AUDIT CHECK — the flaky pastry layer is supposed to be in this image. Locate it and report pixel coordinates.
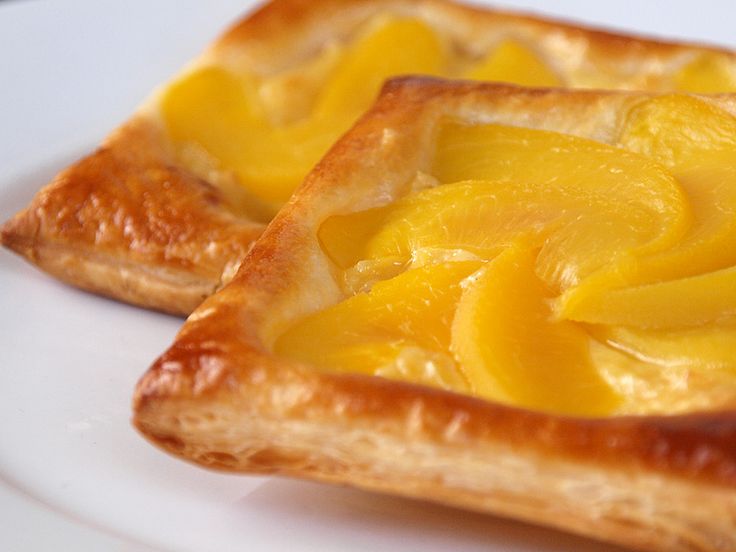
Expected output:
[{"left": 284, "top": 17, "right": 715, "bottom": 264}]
[
  {"left": 134, "top": 80, "right": 736, "bottom": 551},
  {"left": 4, "top": 0, "right": 736, "bottom": 314}
]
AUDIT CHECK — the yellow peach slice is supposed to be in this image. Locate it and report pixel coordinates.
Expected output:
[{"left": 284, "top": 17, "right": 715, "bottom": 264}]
[
  {"left": 312, "top": 17, "right": 446, "bottom": 119},
  {"left": 451, "top": 245, "right": 620, "bottom": 416},
  {"left": 274, "top": 261, "right": 481, "bottom": 391},
  {"left": 560, "top": 263, "right": 736, "bottom": 329},
  {"left": 618, "top": 95, "right": 736, "bottom": 280},
  {"left": 162, "top": 17, "right": 446, "bottom": 208},
  {"left": 321, "top": 123, "right": 689, "bottom": 292},
  {"left": 465, "top": 40, "right": 560, "bottom": 86},
  {"left": 675, "top": 52, "right": 736, "bottom": 93},
  {"left": 434, "top": 123, "right": 690, "bottom": 293}
]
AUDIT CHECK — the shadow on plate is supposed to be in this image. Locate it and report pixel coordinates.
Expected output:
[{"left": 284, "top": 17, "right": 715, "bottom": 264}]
[{"left": 240, "top": 478, "right": 628, "bottom": 552}]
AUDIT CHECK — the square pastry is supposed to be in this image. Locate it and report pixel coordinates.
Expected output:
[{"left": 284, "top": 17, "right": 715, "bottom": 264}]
[
  {"left": 4, "top": 0, "right": 736, "bottom": 315},
  {"left": 134, "top": 78, "right": 736, "bottom": 551}
]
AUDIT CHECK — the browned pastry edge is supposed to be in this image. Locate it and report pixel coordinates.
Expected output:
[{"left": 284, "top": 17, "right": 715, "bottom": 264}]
[
  {"left": 217, "top": 0, "right": 736, "bottom": 63},
  {"left": 0, "top": 118, "right": 264, "bottom": 316},
  {"left": 3, "top": 0, "right": 736, "bottom": 316},
  {"left": 134, "top": 79, "right": 736, "bottom": 552}
]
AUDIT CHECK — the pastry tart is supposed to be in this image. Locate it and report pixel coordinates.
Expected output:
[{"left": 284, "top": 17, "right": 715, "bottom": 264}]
[
  {"left": 4, "top": 0, "right": 736, "bottom": 315},
  {"left": 134, "top": 79, "right": 736, "bottom": 551}
]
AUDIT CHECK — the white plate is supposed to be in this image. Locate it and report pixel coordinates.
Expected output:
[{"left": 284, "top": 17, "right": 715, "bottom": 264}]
[{"left": 1, "top": 1, "right": 733, "bottom": 550}]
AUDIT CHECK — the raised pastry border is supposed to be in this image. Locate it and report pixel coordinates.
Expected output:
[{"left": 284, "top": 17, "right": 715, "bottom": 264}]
[{"left": 134, "top": 78, "right": 736, "bottom": 551}]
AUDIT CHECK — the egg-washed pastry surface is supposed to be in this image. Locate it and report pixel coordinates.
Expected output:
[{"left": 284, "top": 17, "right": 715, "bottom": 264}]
[
  {"left": 4, "top": 0, "right": 736, "bottom": 315},
  {"left": 135, "top": 80, "right": 736, "bottom": 552}
]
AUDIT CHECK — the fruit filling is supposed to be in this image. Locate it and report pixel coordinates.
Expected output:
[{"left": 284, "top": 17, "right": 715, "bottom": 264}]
[
  {"left": 276, "top": 95, "right": 736, "bottom": 417},
  {"left": 159, "top": 15, "right": 736, "bottom": 215}
]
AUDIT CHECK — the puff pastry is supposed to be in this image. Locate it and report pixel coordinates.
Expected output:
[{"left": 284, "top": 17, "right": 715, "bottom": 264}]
[
  {"left": 4, "top": 0, "right": 736, "bottom": 315},
  {"left": 134, "top": 80, "right": 736, "bottom": 552}
]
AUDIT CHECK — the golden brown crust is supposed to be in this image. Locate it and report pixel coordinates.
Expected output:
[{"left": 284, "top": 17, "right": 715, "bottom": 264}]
[
  {"left": 1, "top": 118, "right": 263, "bottom": 315},
  {"left": 217, "top": 0, "right": 736, "bottom": 87},
  {"left": 4, "top": 0, "right": 736, "bottom": 315},
  {"left": 134, "top": 80, "right": 736, "bottom": 551}
]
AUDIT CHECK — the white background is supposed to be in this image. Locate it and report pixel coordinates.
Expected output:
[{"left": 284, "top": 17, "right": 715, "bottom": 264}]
[{"left": 1, "top": 1, "right": 733, "bottom": 550}]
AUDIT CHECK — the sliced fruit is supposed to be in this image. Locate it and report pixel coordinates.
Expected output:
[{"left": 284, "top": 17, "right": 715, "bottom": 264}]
[
  {"left": 274, "top": 261, "right": 481, "bottom": 391},
  {"left": 161, "top": 65, "right": 331, "bottom": 209},
  {"left": 617, "top": 95, "right": 736, "bottom": 280},
  {"left": 560, "top": 263, "right": 736, "bottom": 329},
  {"left": 319, "top": 180, "right": 547, "bottom": 269},
  {"left": 162, "top": 17, "right": 447, "bottom": 207},
  {"left": 418, "top": 123, "right": 689, "bottom": 290},
  {"left": 465, "top": 39, "right": 560, "bottom": 86},
  {"left": 162, "top": 66, "right": 265, "bottom": 163},
  {"left": 321, "top": 123, "right": 691, "bottom": 299},
  {"left": 256, "top": 42, "right": 344, "bottom": 126},
  {"left": 312, "top": 17, "right": 446, "bottom": 119},
  {"left": 674, "top": 52, "right": 736, "bottom": 93},
  {"left": 630, "top": 162, "right": 736, "bottom": 278},
  {"left": 451, "top": 245, "right": 620, "bottom": 416},
  {"left": 620, "top": 94, "right": 736, "bottom": 167},
  {"left": 318, "top": 205, "right": 394, "bottom": 269}
]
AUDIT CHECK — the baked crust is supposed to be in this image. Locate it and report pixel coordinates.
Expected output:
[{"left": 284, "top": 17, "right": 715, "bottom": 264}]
[
  {"left": 1, "top": 118, "right": 263, "bottom": 315},
  {"left": 133, "top": 79, "right": 736, "bottom": 551},
  {"left": 4, "top": 0, "right": 736, "bottom": 315}
]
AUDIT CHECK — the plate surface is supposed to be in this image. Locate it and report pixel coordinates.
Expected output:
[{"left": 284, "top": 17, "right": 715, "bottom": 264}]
[{"left": 1, "top": 1, "right": 733, "bottom": 550}]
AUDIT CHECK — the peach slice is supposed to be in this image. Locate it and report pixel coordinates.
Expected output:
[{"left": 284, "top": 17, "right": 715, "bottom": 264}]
[
  {"left": 465, "top": 40, "right": 560, "bottom": 86},
  {"left": 675, "top": 52, "right": 736, "bottom": 93},
  {"left": 619, "top": 95, "right": 736, "bottom": 280},
  {"left": 561, "top": 263, "right": 736, "bottom": 329},
  {"left": 274, "top": 261, "right": 481, "bottom": 392},
  {"left": 560, "top": 96, "right": 736, "bottom": 325},
  {"left": 161, "top": 17, "right": 446, "bottom": 208},
  {"left": 320, "top": 123, "right": 690, "bottom": 295},
  {"left": 451, "top": 245, "right": 620, "bottom": 416}
]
